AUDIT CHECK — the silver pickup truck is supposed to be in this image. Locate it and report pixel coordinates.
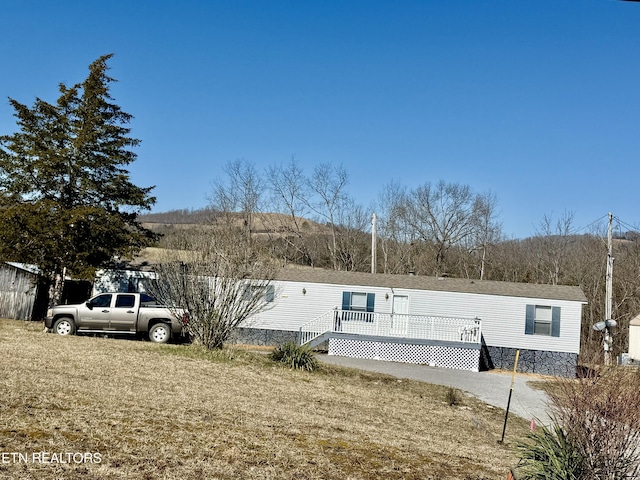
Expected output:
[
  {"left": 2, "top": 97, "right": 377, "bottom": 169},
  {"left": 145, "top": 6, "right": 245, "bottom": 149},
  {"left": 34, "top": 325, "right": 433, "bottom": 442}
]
[{"left": 45, "top": 292, "right": 187, "bottom": 343}]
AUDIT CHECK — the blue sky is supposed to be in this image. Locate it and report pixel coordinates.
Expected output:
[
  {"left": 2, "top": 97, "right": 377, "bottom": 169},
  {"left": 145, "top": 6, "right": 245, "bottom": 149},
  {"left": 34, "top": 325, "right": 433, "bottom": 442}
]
[{"left": 1, "top": 0, "right": 639, "bottom": 239}]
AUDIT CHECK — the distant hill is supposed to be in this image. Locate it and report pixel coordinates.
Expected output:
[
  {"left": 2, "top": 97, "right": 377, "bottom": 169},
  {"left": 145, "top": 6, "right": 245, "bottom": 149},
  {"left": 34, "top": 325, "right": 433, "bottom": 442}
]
[
  {"left": 138, "top": 208, "right": 219, "bottom": 225},
  {"left": 139, "top": 208, "right": 329, "bottom": 236}
]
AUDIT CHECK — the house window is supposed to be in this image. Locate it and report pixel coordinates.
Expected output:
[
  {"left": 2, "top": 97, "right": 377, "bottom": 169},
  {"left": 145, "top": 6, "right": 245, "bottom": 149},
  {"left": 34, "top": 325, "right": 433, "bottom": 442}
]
[
  {"left": 342, "top": 292, "right": 375, "bottom": 321},
  {"left": 243, "top": 284, "right": 275, "bottom": 303},
  {"left": 525, "top": 305, "right": 560, "bottom": 337},
  {"left": 350, "top": 292, "right": 368, "bottom": 311}
]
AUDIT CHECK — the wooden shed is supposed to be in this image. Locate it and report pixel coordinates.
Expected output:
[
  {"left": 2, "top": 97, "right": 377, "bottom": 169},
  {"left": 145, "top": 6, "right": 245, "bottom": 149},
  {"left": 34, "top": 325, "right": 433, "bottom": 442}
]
[{"left": 0, "top": 262, "right": 49, "bottom": 321}]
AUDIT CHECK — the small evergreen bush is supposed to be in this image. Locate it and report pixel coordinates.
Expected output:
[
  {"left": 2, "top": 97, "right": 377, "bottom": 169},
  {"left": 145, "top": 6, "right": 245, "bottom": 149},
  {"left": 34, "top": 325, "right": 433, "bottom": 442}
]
[{"left": 270, "top": 342, "right": 320, "bottom": 371}]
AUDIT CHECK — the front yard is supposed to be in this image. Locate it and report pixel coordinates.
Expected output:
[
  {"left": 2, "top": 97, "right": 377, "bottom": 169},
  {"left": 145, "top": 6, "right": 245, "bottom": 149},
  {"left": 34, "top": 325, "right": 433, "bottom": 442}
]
[{"left": 0, "top": 319, "right": 528, "bottom": 479}]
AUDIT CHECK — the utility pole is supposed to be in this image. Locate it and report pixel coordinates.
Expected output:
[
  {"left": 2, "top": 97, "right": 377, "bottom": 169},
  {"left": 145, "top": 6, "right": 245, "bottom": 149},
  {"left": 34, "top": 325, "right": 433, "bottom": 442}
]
[
  {"left": 604, "top": 212, "right": 614, "bottom": 365},
  {"left": 371, "top": 213, "right": 377, "bottom": 274}
]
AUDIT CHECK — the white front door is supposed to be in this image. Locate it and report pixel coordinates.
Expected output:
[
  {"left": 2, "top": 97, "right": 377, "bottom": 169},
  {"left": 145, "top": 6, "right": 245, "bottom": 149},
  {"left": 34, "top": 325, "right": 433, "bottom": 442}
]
[{"left": 391, "top": 295, "right": 409, "bottom": 335}]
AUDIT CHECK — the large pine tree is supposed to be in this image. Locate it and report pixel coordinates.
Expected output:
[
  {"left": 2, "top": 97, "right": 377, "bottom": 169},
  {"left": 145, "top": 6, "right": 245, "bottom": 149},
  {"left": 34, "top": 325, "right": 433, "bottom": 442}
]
[{"left": 0, "top": 54, "right": 157, "bottom": 296}]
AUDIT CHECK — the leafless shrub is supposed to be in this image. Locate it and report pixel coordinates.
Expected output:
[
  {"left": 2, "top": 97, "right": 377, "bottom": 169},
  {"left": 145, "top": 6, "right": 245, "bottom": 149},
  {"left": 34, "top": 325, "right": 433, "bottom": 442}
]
[
  {"left": 546, "top": 366, "right": 640, "bottom": 479},
  {"left": 148, "top": 228, "right": 277, "bottom": 350}
]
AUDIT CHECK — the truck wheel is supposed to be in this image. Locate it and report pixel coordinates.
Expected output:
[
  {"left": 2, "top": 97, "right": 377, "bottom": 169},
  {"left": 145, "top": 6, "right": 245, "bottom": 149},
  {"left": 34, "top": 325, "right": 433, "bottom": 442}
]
[
  {"left": 53, "top": 317, "right": 75, "bottom": 336},
  {"left": 149, "top": 323, "right": 171, "bottom": 344}
]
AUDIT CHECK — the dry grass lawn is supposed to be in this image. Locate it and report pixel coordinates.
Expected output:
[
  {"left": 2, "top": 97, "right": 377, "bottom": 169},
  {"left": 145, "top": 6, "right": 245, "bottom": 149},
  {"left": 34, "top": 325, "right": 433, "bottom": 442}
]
[{"left": 0, "top": 319, "right": 528, "bottom": 479}]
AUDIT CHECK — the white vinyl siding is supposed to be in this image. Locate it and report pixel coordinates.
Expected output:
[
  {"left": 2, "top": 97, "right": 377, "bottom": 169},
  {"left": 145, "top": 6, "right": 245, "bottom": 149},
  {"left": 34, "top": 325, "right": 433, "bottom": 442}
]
[
  {"left": 244, "top": 279, "right": 583, "bottom": 355},
  {"left": 247, "top": 282, "right": 385, "bottom": 331}
]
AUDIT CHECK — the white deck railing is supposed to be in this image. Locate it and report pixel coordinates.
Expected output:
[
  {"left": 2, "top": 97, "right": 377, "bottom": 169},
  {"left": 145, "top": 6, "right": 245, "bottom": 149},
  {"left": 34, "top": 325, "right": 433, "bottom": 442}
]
[
  {"left": 298, "top": 310, "right": 336, "bottom": 346},
  {"left": 299, "top": 310, "right": 482, "bottom": 346}
]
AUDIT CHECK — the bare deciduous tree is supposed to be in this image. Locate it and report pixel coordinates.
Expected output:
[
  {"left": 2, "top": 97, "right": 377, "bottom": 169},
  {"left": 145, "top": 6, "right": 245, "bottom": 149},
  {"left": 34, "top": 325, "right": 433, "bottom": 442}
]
[
  {"left": 455, "top": 192, "right": 503, "bottom": 280},
  {"left": 306, "top": 163, "right": 350, "bottom": 270},
  {"left": 471, "top": 192, "right": 502, "bottom": 280},
  {"left": 209, "top": 159, "right": 264, "bottom": 241},
  {"left": 395, "top": 180, "right": 497, "bottom": 276},
  {"left": 376, "top": 181, "right": 414, "bottom": 274},
  {"left": 148, "top": 229, "right": 276, "bottom": 350},
  {"left": 265, "top": 157, "right": 315, "bottom": 266},
  {"left": 532, "top": 211, "right": 576, "bottom": 285},
  {"left": 333, "top": 199, "right": 371, "bottom": 272}
]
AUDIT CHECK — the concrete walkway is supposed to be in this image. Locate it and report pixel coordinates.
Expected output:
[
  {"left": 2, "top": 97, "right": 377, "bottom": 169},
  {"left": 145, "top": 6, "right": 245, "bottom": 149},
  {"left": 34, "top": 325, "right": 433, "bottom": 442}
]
[{"left": 318, "top": 354, "right": 552, "bottom": 424}]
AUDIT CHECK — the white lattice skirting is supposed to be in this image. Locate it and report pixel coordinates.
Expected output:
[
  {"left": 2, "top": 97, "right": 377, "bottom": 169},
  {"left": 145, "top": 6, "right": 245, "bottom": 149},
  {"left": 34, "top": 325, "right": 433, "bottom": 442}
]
[{"left": 328, "top": 338, "right": 481, "bottom": 372}]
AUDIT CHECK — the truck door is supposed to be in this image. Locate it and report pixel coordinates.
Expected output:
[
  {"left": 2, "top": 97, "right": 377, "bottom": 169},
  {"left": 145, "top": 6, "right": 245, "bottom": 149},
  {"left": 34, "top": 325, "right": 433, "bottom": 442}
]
[
  {"left": 109, "top": 294, "right": 138, "bottom": 331},
  {"left": 78, "top": 294, "right": 112, "bottom": 330}
]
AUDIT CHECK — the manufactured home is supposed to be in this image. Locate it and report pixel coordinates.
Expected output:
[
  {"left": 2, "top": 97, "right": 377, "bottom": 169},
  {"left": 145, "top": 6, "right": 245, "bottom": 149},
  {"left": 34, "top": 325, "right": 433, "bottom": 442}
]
[
  {"left": 235, "top": 269, "right": 587, "bottom": 376},
  {"left": 95, "top": 267, "right": 587, "bottom": 376}
]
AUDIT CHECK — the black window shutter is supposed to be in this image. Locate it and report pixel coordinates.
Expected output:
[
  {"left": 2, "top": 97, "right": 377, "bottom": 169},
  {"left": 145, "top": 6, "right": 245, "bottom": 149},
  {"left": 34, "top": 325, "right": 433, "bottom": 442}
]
[
  {"left": 525, "top": 305, "right": 535, "bottom": 335},
  {"left": 342, "top": 292, "right": 351, "bottom": 311},
  {"left": 366, "top": 293, "right": 375, "bottom": 312},
  {"left": 551, "top": 306, "right": 561, "bottom": 337},
  {"left": 266, "top": 285, "right": 275, "bottom": 303}
]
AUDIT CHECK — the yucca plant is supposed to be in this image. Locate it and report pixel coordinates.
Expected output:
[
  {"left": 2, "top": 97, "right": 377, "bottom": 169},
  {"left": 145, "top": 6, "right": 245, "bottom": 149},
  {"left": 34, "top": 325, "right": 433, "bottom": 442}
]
[
  {"left": 516, "top": 420, "right": 585, "bottom": 480},
  {"left": 270, "top": 341, "right": 320, "bottom": 371}
]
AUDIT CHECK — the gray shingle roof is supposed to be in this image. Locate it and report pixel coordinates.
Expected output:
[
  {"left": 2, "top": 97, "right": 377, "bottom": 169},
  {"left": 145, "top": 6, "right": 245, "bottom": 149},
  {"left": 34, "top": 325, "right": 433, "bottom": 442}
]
[{"left": 274, "top": 268, "right": 587, "bottom": 303}]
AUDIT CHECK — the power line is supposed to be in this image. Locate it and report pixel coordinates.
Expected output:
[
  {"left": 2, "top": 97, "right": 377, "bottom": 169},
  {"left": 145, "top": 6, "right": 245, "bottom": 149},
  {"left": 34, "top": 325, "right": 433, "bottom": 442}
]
[
  {"left": 613, "top": 216, "right": 639, "bottom": 234},
  {"left": 567, "top": 214, "right": 639, "bottom": 238},
  {"left": 570, "top": 214, "right": 609, "bottom": 235}
]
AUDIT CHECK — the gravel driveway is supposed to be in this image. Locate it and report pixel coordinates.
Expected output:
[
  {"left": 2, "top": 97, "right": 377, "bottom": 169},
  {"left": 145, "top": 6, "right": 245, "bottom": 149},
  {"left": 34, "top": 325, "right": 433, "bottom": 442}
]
[{"left": 318, "top": 354, "right": 552, "bottom": 424}]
